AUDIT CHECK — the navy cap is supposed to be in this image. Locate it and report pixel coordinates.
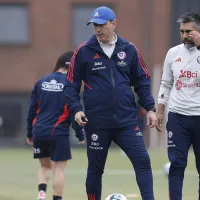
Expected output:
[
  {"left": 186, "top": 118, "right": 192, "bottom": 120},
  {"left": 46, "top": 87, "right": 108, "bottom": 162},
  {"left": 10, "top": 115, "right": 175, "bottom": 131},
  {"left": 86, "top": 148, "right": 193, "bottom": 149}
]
[{"left": 87, "top": 6, "right": 116, "bottom": 25}]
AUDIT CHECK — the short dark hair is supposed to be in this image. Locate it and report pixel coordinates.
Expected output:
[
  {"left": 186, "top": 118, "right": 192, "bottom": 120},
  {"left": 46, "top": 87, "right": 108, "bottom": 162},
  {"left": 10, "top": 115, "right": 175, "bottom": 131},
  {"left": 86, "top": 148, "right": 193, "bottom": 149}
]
[
  {"left": 53, "top": 51, "right": 74, "bottom": 72},
  {"left": 177, "top": 12, "right": 200, "bottom": 29}
]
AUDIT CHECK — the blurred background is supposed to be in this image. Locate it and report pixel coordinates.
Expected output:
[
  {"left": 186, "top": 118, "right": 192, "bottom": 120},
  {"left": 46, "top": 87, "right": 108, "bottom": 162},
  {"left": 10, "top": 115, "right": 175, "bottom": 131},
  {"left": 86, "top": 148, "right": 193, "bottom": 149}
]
[{"left": 0, "top": 0, "right": 199, "bottom": 199}]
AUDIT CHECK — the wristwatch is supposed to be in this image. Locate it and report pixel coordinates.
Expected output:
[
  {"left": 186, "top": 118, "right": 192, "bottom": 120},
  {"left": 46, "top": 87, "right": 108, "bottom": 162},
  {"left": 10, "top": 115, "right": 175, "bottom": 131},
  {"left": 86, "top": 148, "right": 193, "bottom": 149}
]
[{"left": 147, "top": 106, "right": 156, "bottom": 112}]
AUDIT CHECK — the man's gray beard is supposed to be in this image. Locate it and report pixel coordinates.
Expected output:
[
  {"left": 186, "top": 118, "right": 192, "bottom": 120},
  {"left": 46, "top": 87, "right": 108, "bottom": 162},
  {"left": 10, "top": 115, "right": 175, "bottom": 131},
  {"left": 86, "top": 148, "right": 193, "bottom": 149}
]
[{"left": 184, "top": 43, "right": 195, "bottom": 48}]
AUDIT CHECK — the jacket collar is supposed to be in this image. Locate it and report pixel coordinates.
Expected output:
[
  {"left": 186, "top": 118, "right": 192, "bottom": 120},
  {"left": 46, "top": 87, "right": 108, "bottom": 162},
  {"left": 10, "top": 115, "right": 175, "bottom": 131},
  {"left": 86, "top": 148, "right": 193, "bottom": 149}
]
[
  {"left": 86, "top": 34, "right": 130, "bottom": 56},
  {"left": 182, "top": 43, "right": 198, "bottom": 52}
]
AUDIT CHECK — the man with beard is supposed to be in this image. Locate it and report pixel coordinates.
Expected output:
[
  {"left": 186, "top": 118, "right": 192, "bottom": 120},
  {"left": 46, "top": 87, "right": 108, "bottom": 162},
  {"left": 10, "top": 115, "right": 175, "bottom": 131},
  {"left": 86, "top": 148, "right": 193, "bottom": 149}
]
[{"left": 157, "top": 12, "right": 200, "bottom": 200}]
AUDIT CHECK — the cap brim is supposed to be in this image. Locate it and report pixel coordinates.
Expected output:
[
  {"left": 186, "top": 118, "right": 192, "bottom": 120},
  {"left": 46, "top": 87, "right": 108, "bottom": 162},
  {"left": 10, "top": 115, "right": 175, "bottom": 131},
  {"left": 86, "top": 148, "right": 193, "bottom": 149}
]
[{"left": 87, "top": 18, "right": 108, "bottom": 26}]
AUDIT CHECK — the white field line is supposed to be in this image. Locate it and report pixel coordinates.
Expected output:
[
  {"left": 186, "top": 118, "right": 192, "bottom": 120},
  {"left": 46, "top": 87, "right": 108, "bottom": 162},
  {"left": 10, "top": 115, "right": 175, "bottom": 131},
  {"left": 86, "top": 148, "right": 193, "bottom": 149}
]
[{"left": 65, "top": 169, "right": 197, "bottom": 176}]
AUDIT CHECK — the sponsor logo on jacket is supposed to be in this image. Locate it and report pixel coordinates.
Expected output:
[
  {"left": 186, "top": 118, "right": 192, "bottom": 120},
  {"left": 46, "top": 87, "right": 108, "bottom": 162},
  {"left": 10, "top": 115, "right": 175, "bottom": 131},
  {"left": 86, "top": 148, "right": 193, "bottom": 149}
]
[
  {"left": 94, "top": 62, "right": 102, "bottom": 66},
  {"left": 92, "top": 66, "right": 106, "bottom": 71},
  {"left": 41, "top": 79, "right": 64, "bottom": 92},
  {"left": 179, "top": 70, "right": 198, "bottom": 78},
  {"left": 117, "top": 60, "right": 127, "bottom": 66},
  {"left": 175, "top": 80, "right": 200, "bottom": 90}
]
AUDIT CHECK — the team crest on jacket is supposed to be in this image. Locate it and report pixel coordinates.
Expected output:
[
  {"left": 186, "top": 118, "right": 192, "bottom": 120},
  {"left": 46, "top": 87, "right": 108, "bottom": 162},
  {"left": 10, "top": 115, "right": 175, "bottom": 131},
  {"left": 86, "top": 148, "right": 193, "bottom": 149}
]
[
  {"left": 117, "top": 51, "right": 126, "bottom": 60},
  {"left": 168, "top": 131, "right": 173, "bottom": 138},
  {"left": 91, "top": 134, "right": 99, "bottom": 141}
]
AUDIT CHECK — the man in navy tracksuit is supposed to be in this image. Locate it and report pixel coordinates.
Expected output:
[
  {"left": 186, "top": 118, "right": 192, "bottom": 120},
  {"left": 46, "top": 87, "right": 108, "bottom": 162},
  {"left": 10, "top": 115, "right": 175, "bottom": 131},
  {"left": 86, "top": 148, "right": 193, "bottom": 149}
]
[
  {"left": 66, "top": 6, "right": 160, "bottom": 200},
  {"left": 27, "top": 51, "right": 85, "bottom": 200}
]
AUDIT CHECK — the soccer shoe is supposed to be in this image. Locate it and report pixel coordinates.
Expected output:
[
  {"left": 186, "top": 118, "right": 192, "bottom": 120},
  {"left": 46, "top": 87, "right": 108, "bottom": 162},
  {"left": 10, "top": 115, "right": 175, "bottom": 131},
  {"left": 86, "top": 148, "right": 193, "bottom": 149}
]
[{"left": 38, "top": 190, "right": 46, "bottom": 200}]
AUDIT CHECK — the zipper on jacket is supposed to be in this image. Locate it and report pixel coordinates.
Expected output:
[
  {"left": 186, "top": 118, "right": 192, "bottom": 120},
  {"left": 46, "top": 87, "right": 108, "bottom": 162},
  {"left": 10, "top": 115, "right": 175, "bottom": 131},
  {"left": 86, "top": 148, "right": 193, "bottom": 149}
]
[
  {"left": 189, "top": 49, "right": 191, "bottom": 64},
  {"left": 109, "top": 68, "right": 117, "bottom": 120}
]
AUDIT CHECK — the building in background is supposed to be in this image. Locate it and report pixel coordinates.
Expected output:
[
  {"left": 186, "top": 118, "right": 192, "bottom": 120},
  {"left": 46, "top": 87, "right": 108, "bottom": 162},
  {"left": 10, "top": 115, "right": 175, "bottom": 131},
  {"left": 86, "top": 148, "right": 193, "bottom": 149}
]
[{"left": 0, "top": 0, "right": 199, "bottom": 147}]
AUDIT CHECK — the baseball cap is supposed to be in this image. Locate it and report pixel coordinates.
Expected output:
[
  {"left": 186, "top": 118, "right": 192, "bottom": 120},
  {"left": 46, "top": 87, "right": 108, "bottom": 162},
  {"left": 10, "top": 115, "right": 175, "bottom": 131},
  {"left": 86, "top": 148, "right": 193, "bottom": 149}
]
[{"left": 87, "top": 6, "right": 116, "bottom": 25}]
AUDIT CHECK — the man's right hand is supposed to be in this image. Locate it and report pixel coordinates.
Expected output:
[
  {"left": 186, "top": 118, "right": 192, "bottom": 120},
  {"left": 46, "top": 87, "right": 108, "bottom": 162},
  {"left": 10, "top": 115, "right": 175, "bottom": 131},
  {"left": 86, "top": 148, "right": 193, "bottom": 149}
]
[
  {"left": 147, "top": 111, "right": 162, "bottom": 132},
  {"left": 157, "top": 112, "right": 164, "bottom": 128},
  {"left": 157, "top": 104, "right": 165, "bottom": 128},
  {"left": 189, "top": 31, "right": 200, "bottom": 47},
  {"left": 75, "top": 111, "right": 88, "bottom": 126}
]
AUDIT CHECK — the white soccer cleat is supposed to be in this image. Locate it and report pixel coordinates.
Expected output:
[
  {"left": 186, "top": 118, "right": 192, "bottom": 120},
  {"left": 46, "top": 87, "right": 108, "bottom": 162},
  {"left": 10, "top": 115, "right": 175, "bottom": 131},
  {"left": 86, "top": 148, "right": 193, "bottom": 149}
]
[{"left": 38, "top": 190, "right": 47, "bottom": 200}]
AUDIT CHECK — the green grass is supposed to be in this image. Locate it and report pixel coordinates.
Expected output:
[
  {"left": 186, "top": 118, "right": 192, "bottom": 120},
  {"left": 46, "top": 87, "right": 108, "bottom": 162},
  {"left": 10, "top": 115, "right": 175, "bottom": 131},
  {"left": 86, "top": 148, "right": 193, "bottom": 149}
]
[{"left": 0, "top": 147, "right": 198, "bottom": 200}]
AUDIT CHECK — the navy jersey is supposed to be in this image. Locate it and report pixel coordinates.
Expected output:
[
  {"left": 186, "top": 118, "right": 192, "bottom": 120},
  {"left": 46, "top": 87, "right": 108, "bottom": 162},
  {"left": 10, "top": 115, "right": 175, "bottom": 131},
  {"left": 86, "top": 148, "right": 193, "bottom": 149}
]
[
  {"left": 27, "top": 72, "right": 84, "bottom": 140},
  {"left": 66, "top": 34, "right": 155, "bottom": 129}
]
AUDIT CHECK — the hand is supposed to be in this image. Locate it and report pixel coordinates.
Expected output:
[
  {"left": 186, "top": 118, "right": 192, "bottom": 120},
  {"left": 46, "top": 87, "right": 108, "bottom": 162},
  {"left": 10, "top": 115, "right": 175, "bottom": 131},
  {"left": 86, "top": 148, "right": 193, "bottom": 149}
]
[
  {"left": 27, "top": 137, "right": 33, "bottom": 145},
  {"left": 157, "top": 112, "right": 164, "bottom": 128},
  {"left": 78, "top": 140, "right": 86, "bottom": 145},
  {"left": 75, "top": 111, "right": 88, "bottom": 126},
  {"left": 189, "top": 31, "right": 200, "bottom": 46},
  {"left": 147, "top": 111, "right": 162, "bottom": 132}
]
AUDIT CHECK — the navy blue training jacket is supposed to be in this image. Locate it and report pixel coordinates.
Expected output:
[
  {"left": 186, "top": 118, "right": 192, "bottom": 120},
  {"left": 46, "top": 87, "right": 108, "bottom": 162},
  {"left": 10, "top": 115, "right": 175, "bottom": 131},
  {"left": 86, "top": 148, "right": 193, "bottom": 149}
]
[
  {"left": 27, "top": 72, "right": 84, "bottom": 140},
  {"left": 66, "top": 34, "right": 155, "bottom": 129}
]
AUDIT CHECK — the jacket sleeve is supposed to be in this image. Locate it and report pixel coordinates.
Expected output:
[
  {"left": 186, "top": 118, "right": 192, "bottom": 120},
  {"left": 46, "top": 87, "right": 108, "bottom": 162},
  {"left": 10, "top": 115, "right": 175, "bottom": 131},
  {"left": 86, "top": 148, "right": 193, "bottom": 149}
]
[
  {"left": 131, "top": 46, "right": 155, "bottom": 111},
  {"left": 27, "top": 82, "right": 38, "bottom": 138},
  {"left": 157, "top": 49, "right": 173, "bottom": 105},
  {"left": 65, "top": 45, "right": 85, "bottom": 116}
]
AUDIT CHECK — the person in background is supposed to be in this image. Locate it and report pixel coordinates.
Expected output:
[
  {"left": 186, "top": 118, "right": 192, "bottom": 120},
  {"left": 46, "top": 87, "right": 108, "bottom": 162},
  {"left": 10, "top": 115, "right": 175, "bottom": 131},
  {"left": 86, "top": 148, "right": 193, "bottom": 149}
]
[{"left": 27, "top": 51, "right": 85, "bottom": 200}]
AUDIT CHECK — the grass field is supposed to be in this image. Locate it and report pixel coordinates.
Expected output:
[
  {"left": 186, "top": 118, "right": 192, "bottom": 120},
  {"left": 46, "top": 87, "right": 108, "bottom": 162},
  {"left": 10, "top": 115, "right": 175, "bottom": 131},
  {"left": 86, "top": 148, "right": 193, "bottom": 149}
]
[{"left": 0, "top": 147, "right": 198, "bottom": 200}]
